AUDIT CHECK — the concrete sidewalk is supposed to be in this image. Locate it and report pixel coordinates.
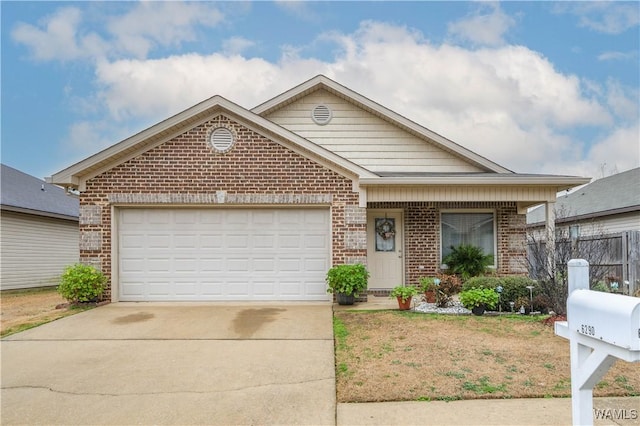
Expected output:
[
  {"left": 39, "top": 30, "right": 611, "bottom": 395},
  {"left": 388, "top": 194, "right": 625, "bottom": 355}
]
[{"left": 338, "top": 397, "right": 640, "bottom": 425}]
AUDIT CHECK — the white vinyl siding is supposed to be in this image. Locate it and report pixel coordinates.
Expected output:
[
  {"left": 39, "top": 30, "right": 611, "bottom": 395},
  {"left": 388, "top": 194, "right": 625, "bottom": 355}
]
[
  {"left": 265, "top": 89, "right": 483, "bottom": 174},
  {"left": 0, "top": 211, "right": 79, "bottom": 290},
  {"left": 117, "top": 208, "right": 331, "bottom": 301},
  {"left": 366, "top": 185, "right": 558, "bottom": 203}
]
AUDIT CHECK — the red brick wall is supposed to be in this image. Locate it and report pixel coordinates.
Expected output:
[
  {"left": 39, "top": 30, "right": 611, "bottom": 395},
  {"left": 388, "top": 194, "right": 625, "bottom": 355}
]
[
  {"left": 79, "top": 115, "right": 365, "bottom": 299},
  {"left": 368, "top": 201, "right": 527, "bottom": 287}
]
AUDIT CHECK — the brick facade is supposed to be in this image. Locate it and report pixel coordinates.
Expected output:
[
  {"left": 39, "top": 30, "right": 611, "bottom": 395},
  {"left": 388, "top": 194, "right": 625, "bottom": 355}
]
[
  {"left": 79, "top": 115, "right": 366, "bottom": 300},
  {"left": 368, "top": 201, "right": 527, "bottom": 288},
  {"left": 78, "top": 114, "right": 528, "bottom": 301}
]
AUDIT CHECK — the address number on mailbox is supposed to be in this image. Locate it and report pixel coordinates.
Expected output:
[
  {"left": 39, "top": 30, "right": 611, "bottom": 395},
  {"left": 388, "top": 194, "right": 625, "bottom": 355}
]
[{"left": 579, "top": 324, "right": 595, "bottom": 336}]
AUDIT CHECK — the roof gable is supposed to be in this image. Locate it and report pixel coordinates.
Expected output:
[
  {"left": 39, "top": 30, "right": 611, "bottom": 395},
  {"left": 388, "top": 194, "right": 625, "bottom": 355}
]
[
  {"left": 1, "top": 164, "right": 78, "bottom": 220},
  {"left": 252, "top": 75, "right": 512, "bottom": 174},
  {"left": 50, "top": 95, "right": 376, "bottom": 190}
]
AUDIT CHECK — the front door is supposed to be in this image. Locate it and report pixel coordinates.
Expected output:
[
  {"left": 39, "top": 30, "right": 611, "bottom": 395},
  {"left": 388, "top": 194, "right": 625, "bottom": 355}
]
[{"left": 367, "top": 210, "right": 404, "bottom": 289}]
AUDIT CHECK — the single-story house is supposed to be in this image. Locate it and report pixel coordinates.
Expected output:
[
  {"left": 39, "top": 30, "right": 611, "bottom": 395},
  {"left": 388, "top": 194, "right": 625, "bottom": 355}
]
[
  {"left": 49, "top": 75, "right": 589, "bottom": 302},
  {"left": 1, "top": 164, "right": 79, "bottom": 290}
]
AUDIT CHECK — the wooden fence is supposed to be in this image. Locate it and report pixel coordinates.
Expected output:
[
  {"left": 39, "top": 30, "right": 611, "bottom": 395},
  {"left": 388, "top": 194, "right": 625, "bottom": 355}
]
[{"left": 527, "top": 230, "right": 640, "bottom": 296}]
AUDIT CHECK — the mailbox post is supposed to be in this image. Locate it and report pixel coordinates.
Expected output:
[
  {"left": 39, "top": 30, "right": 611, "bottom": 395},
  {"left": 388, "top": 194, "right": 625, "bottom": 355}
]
[{"left": 555, "top": 259, "right": 640, "bottom": 426}]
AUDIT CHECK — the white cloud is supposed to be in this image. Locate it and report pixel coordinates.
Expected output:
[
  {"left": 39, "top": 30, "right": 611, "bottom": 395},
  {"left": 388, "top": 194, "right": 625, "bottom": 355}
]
[
  {"left": 553, "top": 2, "right": 640, "bottom": 35},
  {"left": 584, "top": 124, "right": 640, "bottom": 177},
  {"left": 106, "top": 2, "right": 224, "bottom": 59},
  {"left": 598, "top": 50, "right": 638, "bottom": 61},
  {"left": 11, "top": 7, "right": 85, "bottom": 61},
  {"left": 11, "top": 2, "right": 224, "bottom": 62},
  {"left": 447, "top": 2, "right": 516, "bottom": 46},
  {"left": 49, "top": 18, "right": 637, "bottom": 179},
  {"left": 222, "top": 37, "right": 256, "bottom": 55}
]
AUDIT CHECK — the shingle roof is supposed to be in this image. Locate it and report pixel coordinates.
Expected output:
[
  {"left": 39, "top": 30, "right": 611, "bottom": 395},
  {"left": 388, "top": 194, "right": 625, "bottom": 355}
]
[
  {"left": 1, "top": 164, "right": 78, "bottom": 220},
  {"left": 527, "top": 167, "right": 640, "bottom": 224}
]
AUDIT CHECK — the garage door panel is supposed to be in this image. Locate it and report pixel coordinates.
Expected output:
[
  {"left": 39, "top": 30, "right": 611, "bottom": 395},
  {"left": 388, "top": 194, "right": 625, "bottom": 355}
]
[{"left": 119, "top": 208, "right": 331, "bottom": 301}]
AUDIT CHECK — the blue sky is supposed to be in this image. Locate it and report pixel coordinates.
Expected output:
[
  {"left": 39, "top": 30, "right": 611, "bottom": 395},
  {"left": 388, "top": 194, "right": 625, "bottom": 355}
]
[{"left": 2, "top": 1, "right": 639, "bottom": 182}]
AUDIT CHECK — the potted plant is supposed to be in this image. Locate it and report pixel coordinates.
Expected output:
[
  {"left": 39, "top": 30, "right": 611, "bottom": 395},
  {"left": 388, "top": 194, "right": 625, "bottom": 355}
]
[
  {"left": 419, "top": 277, "right": 439, "bottom": 303},
  {"left": 390, "top": 285, "right": 418, "bottom": 310},
  {"left": 326, "top": 263, "right": 369, "bottom": 305},
  {"left": 458, "top": 288, "right": 499, "bottom": 316}
]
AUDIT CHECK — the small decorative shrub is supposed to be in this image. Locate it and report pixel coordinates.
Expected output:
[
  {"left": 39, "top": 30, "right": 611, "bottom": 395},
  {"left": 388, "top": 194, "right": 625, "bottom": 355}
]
[
  {"left": 532, "top": 294, "right": 552, "bottom": 314},
  {"left": 591, "top": 281, "right": 610, "bottom": 293},
  {"left": 442, "top": 244, "right": 493, "bottom": 281},
  {"left": 326, "top": 264, "right": 369, "bottom": 297},
  {"left": 58, "top": 263, "right": 107, "bottom": 303},
  {"left": 462, "top": 276, "right": 503, "bottom": 292},
  {"left": 459, "top": 288, "right": 499, "bottom": 310},
  {"left": 390, "top": 285, "right": 418, "bottom": 303},
  {"left": 434, "top": 274, "right": 462, "bottom": 308},
  {"left": 498, "top": 276, "right": 539, "bottom": 312}
]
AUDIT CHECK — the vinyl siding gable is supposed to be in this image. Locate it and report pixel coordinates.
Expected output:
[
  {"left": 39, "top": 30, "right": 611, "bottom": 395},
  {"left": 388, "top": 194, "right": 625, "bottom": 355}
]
[{"left": 264, "top": 89, "right": 484, "bottom": 174}]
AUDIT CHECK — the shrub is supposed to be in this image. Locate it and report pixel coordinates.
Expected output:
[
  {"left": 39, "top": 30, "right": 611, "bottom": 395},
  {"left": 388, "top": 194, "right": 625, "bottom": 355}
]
[
  {"left": 58, "top": 263, "right": 107, "bottom": 303},
  {"left": 498, "top": 276, "right": 539, "bottom": 312},
  {"left": 326, "top": 264, "right": 369, "bottom": 297},
  {"left": 591, "top": 281, "right": 610, "bottom": 293},
  {"left": 442, "top": 244, "right": 493, "bottom": 281},
  {"left": 434, "top": 274, "right": 462, "bottom": 308},
  {"left": 462, "top": 276, "right": 503, "bottom": 292},
  {"left": 532, "top": 294, "right": 553, "bottom": 314},
  {"left": 459, "top": 288, "right": 499, "bottom": 310}
]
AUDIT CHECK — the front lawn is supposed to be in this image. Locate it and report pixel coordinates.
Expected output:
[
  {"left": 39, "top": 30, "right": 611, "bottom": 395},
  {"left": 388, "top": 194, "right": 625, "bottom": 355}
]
[
  {"left": 0, "top": 287, "right": 93, "bottom": 337},
  {"left": 334, "top": 310, "right": 640, "bottom": 402}
]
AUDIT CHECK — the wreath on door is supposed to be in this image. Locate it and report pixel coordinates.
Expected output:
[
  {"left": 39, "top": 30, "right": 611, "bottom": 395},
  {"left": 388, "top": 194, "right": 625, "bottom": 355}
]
[{"left": 376, "top": 218, "right": 396, "bottom": 240}]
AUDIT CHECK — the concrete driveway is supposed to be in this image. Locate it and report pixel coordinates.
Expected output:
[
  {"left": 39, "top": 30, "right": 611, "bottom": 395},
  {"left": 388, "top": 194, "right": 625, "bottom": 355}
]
[{"left": 1, "top": 302, "right": 336, "bottom": 425}]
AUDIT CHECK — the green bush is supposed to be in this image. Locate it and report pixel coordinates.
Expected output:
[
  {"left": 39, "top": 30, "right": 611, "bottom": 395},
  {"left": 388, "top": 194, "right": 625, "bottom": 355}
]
[
  {"left": 462, "top": 276, "right": 503, "bottom": 292},
  {"left": 499, "top": 276, "right": 539, "bottom": 312},
  {"left": 461, "top": 276, "right": 540, "bottom": 311},
  {"left": 591, "top": 281, "right": 610, "bottom": 293},
  {"left": 459, "top": 288, "right": 499, "bottom": 310},
  {"left": 58, "top": 263, "right": 107, "bottom": 303},
  {"left": 442, "top": 244, "right": 493, "bottom": 281},
  {"left": 326, "top": 264, "right": 369, "bottom": 297}
]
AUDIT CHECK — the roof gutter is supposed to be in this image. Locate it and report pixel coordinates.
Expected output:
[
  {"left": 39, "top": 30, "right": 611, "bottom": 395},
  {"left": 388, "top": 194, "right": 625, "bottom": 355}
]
[{"left": 359, "top": 175, "right": 591, "bottom": 189}]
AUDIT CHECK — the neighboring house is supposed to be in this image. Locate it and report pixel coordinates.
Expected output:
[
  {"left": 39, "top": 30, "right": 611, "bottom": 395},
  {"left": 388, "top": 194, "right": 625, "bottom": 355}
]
[
  {"left": 527, "top": 167, "right": 640, "bottom": 235},
  {"left": 527, "top": 167, "right": 640, "bottom": 293},
  {"left": 50, "top": 75, "right": 588, "bottom": 302},
  {"left": 1, "top": 164, "right": 79, "bottom": 290}
]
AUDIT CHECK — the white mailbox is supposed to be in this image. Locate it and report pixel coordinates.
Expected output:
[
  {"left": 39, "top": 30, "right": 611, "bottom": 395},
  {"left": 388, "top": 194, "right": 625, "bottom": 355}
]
[{"left": 567, "top": 289, "right": 640, "bottom": 351}]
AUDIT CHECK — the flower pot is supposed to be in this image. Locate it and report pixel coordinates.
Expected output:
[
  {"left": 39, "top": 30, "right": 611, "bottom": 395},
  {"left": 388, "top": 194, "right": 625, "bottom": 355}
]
[
  {"left": 471, "top": 305, "right": 486, "bottom": 316},
  {"left": 424, "top": 291, "right": 436, "bottom": 303},
  {"left": 336, "top": 293, "right": 355, "bottom": 305},
  {"left": 397, "top": 296, "right": 412, "bottom": 310}
]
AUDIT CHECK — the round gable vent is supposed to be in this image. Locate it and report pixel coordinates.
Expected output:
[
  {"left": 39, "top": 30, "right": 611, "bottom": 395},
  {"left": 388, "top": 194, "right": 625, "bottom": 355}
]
[
  {"left": 311, "top": 104, "right": 332, "bottom": 125},
  {"left": 209, "top": 127, "right": 235, "bottom": 152}
]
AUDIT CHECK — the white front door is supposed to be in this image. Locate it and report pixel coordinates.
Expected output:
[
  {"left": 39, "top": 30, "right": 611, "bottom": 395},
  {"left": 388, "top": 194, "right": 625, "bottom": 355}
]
[{"left": 367, "top": 210, "right": 404, "bottom": 289}]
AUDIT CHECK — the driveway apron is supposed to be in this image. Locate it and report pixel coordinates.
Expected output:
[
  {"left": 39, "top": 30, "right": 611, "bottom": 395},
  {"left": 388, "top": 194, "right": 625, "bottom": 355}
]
[{"left": 1, "top": 303, "right": 336, "bottom": 425}]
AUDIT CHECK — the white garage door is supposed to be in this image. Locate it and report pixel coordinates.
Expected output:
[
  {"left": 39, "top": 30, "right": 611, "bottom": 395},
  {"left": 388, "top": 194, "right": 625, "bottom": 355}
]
[{"left": 118, "top": 208, "right": 331, "bottom": 301}]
